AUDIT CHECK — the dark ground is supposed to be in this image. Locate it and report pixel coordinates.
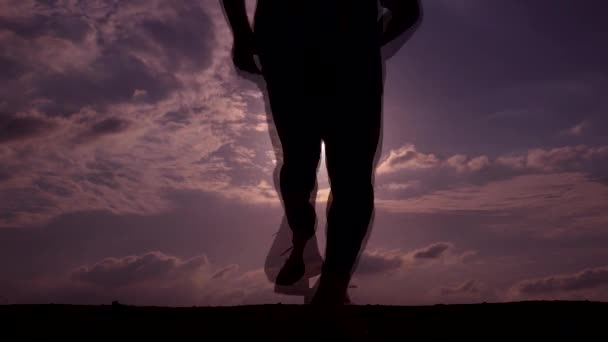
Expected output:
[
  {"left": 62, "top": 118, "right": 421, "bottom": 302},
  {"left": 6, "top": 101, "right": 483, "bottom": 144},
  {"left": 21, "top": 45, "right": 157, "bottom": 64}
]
[{"left": 1, "top": 301, "right": 606, "bottom": 340}]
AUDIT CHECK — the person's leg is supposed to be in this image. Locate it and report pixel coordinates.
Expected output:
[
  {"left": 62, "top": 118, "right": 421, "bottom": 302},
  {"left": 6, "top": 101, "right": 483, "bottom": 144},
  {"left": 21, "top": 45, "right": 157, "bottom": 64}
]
[
  {"left": 260, "top": 53, "right": 323, "bottom": 285},
  {"left": 264, "top": 73, "right": 322, "bottom": 243},
  {"left": 313, "top": 52, "right": 383, "bottom": 304},
  {"left": 278, "top": 129, "right": 322, "bottom": 248}
]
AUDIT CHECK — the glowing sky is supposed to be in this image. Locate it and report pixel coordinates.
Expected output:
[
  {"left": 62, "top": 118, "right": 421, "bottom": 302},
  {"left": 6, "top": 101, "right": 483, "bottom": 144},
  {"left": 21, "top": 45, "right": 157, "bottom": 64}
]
[{"left": 1, "top": 0, "right": 607, "bottom": 306}]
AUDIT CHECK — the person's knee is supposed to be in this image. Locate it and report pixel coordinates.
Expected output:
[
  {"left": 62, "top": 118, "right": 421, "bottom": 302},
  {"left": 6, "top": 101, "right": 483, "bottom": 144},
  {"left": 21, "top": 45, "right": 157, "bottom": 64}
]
[
  {"left": 282, "top": 152, "right": 319, "bottom": 175},
  {"left": 330, "top": 177, "right": 374, "bottom": 202},
  {"left": 279, "top": 161, "right": 318, "bottom": 196}
]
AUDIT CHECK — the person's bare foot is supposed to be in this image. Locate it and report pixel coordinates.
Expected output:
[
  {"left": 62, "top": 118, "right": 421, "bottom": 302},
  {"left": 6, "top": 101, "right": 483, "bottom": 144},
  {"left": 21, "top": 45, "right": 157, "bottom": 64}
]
[
  {"left": 274, "top": 237, "right": 307, "bottom": 286},
  {"left": 275, "top": 252, "right": 305, "bottom": 286},
  {"left": 310, "top": 272, "right": 350, "bottom": 306}
]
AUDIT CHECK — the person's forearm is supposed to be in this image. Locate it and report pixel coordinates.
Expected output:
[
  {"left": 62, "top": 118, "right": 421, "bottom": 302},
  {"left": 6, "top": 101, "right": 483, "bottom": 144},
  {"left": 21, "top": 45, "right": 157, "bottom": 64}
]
[{"left": 221, "top": 0, "right": 253, "bottom": 42}]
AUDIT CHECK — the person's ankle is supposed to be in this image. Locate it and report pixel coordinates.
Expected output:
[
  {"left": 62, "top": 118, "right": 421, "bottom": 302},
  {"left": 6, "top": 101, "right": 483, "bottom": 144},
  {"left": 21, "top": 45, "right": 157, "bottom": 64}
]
[{"left": 291, "top": 236, "right": 308, "bottom": 254}]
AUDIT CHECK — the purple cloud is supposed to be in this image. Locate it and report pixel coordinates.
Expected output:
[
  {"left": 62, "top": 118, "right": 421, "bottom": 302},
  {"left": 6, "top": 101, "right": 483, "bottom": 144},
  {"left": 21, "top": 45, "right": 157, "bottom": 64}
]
[
  {"left": 211, "top": 264, "right": 239, "bottom": 280},
  {"left": 72, "top": 251, "right": 209, "bottom": 288},
  {"left": 0, "top": 113, "right": 52, "bottom": 143},
  {"left": 440, "top": 280, "right": 480, "bottom": 296},
  {"left": 412, "top": 242, "right": 452, "bottom": 259},
  {"left": 356, "top": 250, "right": 404, "bottom": 275},
  {"left": 513, "top": 266, "right": 608, "bottom": 296},
  {"left": 354, "top": 242, "right": 476, "bottom": 276},
  {"left": 63, "top": 251, "right": 278, "bottom": 306}
]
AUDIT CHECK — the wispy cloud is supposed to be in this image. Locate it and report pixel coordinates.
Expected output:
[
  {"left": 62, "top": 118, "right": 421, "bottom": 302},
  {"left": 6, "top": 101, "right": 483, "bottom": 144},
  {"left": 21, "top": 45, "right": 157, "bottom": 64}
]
[
  {"left": 378, "top": 143, "right": 607, "bottom": 176},
  {"left": 561, "top": 120, "right": 589, "bottom": 137},
  {"left": 376, "top": 172, "right": 608, "bottom": 236}
]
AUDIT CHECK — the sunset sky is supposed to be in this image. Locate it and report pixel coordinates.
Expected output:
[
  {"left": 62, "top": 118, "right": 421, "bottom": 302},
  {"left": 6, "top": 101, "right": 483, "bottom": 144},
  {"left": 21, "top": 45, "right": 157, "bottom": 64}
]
[{"left": 1, "top": 0, "right": 607, "bottom": 306}]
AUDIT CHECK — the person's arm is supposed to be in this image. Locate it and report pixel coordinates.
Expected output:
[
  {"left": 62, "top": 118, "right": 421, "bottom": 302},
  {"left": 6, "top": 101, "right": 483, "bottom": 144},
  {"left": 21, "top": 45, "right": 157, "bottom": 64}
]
[
  {"left": 378, "top": 0, "right": 421, "bottom": 46},
  {"left": 221, "top": 0, "right": 261, "bottom": 74}
]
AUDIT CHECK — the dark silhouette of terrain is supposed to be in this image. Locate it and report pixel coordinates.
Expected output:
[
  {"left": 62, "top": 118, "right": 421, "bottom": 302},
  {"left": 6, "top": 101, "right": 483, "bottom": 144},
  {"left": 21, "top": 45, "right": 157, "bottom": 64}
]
[{"left": 2, "top": 301, "right": 605, "bottom": 339}]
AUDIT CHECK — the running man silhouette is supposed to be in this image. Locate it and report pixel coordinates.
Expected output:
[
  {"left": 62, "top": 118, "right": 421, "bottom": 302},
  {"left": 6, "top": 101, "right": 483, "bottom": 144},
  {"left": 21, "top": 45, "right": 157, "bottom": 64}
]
[{"left": 222, "top": 0, "right": 421, "bottom": 305}]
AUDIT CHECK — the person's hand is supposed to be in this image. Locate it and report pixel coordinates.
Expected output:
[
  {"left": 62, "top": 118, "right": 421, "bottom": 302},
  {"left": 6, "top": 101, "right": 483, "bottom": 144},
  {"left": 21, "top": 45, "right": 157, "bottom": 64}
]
[{"left": 231, "top": 36, "right": 261, "bottom": 75}]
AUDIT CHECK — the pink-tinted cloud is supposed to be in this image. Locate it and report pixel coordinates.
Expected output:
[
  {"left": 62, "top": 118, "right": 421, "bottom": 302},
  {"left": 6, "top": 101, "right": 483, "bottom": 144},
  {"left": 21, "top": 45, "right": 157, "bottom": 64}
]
[
  {"left": 524, "top": 145, "right": 608, "bottom": 171},
  {"left": 377, "top": 144, "right": 440, "bottom": 174},
  {"left": 380, "top": 181, "right": 421, "bottom": 191},
  {"left": 493, "top": 145, "right": 608, "bottom": 172},
  {"left": 443, "top": 153, "right": 491, "bottom": 172}
]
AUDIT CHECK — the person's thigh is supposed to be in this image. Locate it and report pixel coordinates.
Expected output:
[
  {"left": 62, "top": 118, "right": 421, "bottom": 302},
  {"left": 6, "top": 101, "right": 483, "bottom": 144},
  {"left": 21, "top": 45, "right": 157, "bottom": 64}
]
[
  {"left": 259, "top": 53, "right": 324, "bottom": 177},
  {"left": 322, "top": 56, "right": 383, "bottom": 185}
]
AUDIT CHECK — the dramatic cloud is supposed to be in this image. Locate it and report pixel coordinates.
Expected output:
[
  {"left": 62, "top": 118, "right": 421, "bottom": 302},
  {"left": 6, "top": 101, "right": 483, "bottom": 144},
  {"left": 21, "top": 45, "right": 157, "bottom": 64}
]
[
  {"left": 512, "top": 266, "right": 608, "bottom": 297},
  {"left": 0, "top": 0, "right": 281, "bottom": 227},
  {"left": 0, "top": 0, "right": 214, "bottom": 116}
]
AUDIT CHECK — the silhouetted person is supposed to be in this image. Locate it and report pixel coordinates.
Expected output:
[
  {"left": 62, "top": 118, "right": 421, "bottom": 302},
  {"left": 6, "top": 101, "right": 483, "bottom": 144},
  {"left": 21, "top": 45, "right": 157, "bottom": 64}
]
[{"left": 222, "top": 0, "right": 421, "bottom": 305}]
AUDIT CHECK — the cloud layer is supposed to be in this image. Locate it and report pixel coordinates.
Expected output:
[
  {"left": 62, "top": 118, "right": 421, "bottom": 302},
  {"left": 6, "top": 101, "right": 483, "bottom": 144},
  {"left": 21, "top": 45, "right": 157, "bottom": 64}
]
[{"left": 17, "top": 250, "right": 279, "bottom": 307}]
